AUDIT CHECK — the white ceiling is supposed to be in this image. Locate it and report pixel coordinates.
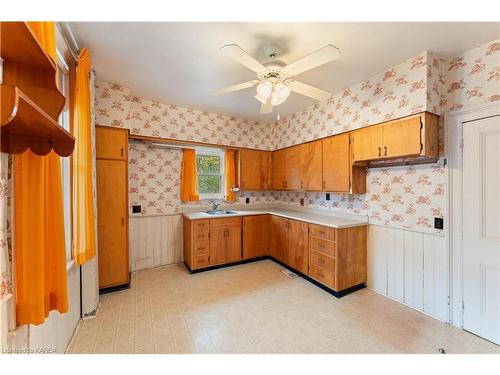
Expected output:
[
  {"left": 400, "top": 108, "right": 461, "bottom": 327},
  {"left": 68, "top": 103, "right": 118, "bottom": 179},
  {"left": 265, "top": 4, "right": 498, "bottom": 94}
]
[{"left": 69, "top": 22, "right": 499, "bottom": 120}]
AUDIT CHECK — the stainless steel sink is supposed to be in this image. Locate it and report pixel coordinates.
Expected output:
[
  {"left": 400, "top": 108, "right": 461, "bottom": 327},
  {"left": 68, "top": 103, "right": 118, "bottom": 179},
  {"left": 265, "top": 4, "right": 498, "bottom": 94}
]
[{"left": 206, "top": 210, "right": 238, "bottom": 215}]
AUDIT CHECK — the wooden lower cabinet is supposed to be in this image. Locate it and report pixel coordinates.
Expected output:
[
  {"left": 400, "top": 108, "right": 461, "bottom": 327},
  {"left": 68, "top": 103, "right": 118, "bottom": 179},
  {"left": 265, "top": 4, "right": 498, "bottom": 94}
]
[
  {"left": 270, "top": 215, "right": 288, "bottom": 262},
  {"left": 184, "top": 217, "right": 242, "bottom": 270},
  {"left": 184, "top": 214, "right": 367, "bottom": 294},
  {"left": 307, "top": 223, "right": 367, "bottom": 292},
  {"left": 287, "top": 220, "right": 309, "bottom": 274},
  {"left": 242, "top": 215, "right": 270, "bottom": 259}
]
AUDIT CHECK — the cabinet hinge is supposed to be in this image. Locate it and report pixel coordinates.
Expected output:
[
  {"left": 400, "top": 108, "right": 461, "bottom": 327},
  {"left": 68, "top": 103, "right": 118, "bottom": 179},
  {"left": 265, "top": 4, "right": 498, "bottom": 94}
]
[
  {"left": 208, "top": 232, "right": 210, "bottom": 238},
  {"left": 420, "top": 120, "right": 423, "bottom": 130}
]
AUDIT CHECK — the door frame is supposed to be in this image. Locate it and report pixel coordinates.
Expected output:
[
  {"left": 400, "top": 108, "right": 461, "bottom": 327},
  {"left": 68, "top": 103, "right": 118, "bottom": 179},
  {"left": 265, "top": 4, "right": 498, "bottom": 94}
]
[{"left": 445, "top": 101, "right": 500, "bottom": 329}]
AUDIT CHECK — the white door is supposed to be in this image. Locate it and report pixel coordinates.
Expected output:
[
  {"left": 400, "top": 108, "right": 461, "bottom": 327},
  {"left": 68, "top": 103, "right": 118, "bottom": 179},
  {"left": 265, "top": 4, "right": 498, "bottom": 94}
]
[{"left": 462, "top": 115, "right": 500, "bottom": 344}]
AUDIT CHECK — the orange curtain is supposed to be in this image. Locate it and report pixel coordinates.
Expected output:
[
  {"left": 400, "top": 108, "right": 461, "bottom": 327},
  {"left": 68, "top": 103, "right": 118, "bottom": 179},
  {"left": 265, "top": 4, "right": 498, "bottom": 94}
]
[
  {"left": 180, "top": 149, "right": 199, "bottom": 202},
  {"left": 13, "top": 22, "right": 68, "bottom": 326},
  {"left": 224, "top": 149, "right": 236, "bottom": 202},
  {"left": 73, "top": 48, "right": 96, "bottom": 265}
]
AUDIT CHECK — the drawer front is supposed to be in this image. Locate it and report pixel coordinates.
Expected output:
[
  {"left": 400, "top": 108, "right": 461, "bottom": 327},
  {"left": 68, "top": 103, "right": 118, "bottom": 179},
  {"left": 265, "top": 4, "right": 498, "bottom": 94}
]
[
  {"left": 210, "top": 217, "right": 242, "bottom": 228},
  {"left": 309, "top": 236, "right": 336, "bottom": 257},
  {"left": 309, "top": 249, "right": 335, "bottom": 269},
  {"left": 193, "top": 241, "right": 209, "bottom": 255},
  {"left": 193, "top": 219, "right": 209, "bottom": 230},
  {"left": 308, "top": 264, "right": 334, "bottom": 288},
  {"left": 309, "top": 224, "right": 336, "bottom": 241},
  {"left": 193, "top": 254, "right": 210, "bottom": 269},
  {"left": 193, "top": 229, "right": 209, "bottom": 242}
]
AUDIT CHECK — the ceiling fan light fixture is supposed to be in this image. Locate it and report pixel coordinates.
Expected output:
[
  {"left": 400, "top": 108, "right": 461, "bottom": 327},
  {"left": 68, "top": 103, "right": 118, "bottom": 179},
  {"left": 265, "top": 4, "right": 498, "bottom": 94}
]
[
  {"left": 254, "top": 94, "right": 268, "bottom": 105},
  {"left": 256, "top": 81, "right": 273, "bottom": 99}
]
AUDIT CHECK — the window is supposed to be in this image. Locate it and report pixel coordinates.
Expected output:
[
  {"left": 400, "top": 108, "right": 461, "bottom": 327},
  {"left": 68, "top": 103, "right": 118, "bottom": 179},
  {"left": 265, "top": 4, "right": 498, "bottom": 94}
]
[
  {"left": 195, "top": 147, "right": 225, "bottom": 200},
  {"left": 56, "top": 49, "right": 72, "bottom": 261}
]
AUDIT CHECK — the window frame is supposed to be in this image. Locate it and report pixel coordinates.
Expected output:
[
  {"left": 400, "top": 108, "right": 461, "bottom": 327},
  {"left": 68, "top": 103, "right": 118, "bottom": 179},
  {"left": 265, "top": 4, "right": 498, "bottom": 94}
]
[
  {"left": 195, "top": 146, "right": 225, "bottom": 200},
  {"left": 56, "top": 48, "right": 73, "bottom": 262}
]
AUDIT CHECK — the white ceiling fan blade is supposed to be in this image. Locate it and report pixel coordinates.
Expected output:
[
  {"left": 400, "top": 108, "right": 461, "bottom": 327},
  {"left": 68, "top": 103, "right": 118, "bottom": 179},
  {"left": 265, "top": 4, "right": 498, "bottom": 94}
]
[
  {"left": 289, "top": 80, "right": 331, "bottom": 101},
  {"left": 212, "top": 80, "right": 258, "bottom": 95},
  {"left": 221, "top": 44, "right": 266, "bottom": 74},
  {"left": 285, "top": 45, "right": 340, "bottom": 77},
  {"left": 260, "top": 103, "right": 273, "bottom": 114}
]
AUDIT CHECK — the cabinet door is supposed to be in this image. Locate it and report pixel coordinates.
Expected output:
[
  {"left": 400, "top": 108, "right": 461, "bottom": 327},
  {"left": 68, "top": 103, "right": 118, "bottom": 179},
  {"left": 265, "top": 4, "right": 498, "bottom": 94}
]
[
  {"left": 288, "top": 220, "right": 309, "bottom": 273},
  {"left": 272, "top": 149, "right": 286, "bottom": 189},
  {"left": 382, "top": 116, "right": 422, "bottom": 158},
  {"left": 260, "top": 151, "right": 273, "bottom": 190},
  {"left": 301, "top": 140, "right": 323, "bottom": 191},
  {"left": 243, "top": 215, "right": 270, "bottom": 259},
  {"left": 209, "top": 227, "right": 226, "bottom": 265},
  {"left": 285, "top": 145, "right": 303, "bottom": 190},
  {"left": 97, "top": 159, "right": 128, "bottom": 288},
  {"left": 322, "top": 133, "right": 350, "bottom": 192},
  {"left": 96, "top": 126, "right": 128, "bottom": 160},
  {"left": 240, "top": 149, "right": 261, "bottom": 190},
  {"left": 225, "top": 226, "right": 242, "bottom": 263},
  {"left": 351, "top": 126, "right": 383, "bottom": 162},
  {"left": 271, "top": 216, "right": 288, "bottom": 262}
]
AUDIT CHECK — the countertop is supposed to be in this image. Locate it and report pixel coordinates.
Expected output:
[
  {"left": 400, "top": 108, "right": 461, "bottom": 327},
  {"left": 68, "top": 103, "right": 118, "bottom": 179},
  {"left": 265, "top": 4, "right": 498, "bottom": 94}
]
[{"left": 183, "top": 208, "right": 368, "bottom": 229}]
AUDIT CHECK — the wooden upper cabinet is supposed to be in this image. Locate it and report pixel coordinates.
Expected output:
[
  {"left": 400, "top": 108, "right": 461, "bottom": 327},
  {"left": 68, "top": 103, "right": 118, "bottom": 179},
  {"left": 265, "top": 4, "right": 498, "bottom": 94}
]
[
  {"left": 284, "top": 145, "right": 302, "bottom": 190},
  {"left": 350, "top": 112, "right": 439, "bottom": 164},
  {"left": 243, "top": 215, "right": 270, "bottom": 259},
  {"left": 382, "top": 116, "right": 422, "bottom": 158},
  {"left": 351, "top": 125, "right": 383, "bottom": 162},
  {"left": 260, "top": 151, "right": 273, "bottom": 190},
  {"left": 301, "top": 140, "right": 323, "bottom": 191},
  {"left": 322, "top": 133, "right": 350, "bottom": 192},
  {"left": 272, "top": 148, "right": 286, "bottom": 189},
  {"left": 96, "top": 126, "right": 128, "bottom": 160},
  {"left": 240, "top": 149, "right": 262, "bottom": 190}
]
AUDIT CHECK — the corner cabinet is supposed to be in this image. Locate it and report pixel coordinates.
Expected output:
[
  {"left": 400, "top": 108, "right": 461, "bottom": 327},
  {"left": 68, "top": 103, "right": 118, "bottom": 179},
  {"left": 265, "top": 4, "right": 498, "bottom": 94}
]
[
  {"left": 96, "top": 126, "right": 130, "bottom": 290},
  {"left": 350, "top": 112, "right": 439, "bottom": 165}
]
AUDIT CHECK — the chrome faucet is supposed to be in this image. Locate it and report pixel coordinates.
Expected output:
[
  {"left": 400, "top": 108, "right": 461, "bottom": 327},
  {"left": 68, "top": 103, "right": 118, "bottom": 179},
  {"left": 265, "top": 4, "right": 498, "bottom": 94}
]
[{"left": 210, "top": 200, "right": 221, "bottom": 211}]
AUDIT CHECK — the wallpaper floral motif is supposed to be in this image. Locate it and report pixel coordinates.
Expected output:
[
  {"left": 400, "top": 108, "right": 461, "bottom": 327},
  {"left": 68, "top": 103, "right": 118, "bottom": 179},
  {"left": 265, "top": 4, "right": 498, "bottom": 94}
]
[
  {"left": 272, "top": 52, "right": 428, "bottom": 149},
  {"left": 95, "top": 80, "right": 274, "bottom": 151},
  {"left": 95, "top": 39, "right": 499, "bottom": 234},
  {"left": 0, "top": 154, "right": 12, "bottom": 300}
]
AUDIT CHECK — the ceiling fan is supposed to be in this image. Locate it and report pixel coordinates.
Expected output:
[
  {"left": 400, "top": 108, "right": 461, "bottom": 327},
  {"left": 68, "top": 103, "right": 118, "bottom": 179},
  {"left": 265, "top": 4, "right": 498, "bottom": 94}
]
[{"left": 213, "top": 43, "right": 341, "bottom": 114}]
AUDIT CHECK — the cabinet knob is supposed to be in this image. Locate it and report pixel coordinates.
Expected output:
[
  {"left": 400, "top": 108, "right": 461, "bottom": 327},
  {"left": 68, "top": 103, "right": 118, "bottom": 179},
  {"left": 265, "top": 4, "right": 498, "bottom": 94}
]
[{"left": 384, "top": 146, "right": 388, "bottom": 156}]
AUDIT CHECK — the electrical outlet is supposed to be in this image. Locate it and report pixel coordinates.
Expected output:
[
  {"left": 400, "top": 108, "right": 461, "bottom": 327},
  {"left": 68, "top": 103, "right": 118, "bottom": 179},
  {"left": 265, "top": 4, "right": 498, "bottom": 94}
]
[
  {"left": 326, "top": 193, "right": 331, "bottom": 201},
  {"left": 300, "top": 197, "right": 304, "bottom": 206},
  {"left": 245, "top": 197, "right": 250, "bottom": 204},
  {"left": 132, "top": 205, "right": 141, "bottom": 214},
  {"left": 434, "top": 217, "right": 444, "bottom": 230}
]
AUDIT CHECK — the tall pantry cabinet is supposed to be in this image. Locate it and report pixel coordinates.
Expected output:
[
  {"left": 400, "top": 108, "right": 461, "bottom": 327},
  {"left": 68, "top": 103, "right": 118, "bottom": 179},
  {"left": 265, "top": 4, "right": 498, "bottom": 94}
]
[{"left": 96, "top": 125, "right": 130, "bottom": 290}]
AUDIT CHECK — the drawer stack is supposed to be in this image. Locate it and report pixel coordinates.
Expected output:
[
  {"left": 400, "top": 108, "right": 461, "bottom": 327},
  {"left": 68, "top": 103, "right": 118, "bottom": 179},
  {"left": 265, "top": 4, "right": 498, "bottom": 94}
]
[
  {"left": 308, "top": 224, "right": 336, "bottom": 289},
  {"left": 192, "top": 219, "right": 210, "bottom": 268}
]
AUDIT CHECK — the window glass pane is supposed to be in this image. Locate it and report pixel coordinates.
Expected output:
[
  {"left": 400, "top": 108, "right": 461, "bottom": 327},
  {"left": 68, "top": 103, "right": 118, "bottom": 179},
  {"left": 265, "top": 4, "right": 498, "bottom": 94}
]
[
  {"left": 196, "top": 155, "right": 220, "bottom": 174},
  {"left": 198, "top": 174, "right": 221, "bottom": 195}
]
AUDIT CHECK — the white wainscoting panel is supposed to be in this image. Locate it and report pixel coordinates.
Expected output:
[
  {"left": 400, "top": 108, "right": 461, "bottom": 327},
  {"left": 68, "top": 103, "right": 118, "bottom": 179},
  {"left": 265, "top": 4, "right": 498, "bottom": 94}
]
[
  {"left": 28, "top": 263, "right": 81, "bottom": 353},
  {"left": 423, "top": 235, "right": 448, "bottom": 321},
  {"left": 129, "top": 214, "right": 183, "bottom": 271},
  {"left": 367, "top": 225, "right": 448, "bottom": 322}
]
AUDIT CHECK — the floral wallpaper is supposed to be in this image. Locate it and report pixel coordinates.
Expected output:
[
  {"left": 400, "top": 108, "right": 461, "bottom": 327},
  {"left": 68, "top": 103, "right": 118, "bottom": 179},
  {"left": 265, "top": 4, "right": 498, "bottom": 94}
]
[
  {"left": 0, "top": 154, "right": 12, "bottom": 300},
  {"left": 95, "top": 81, "right": 274, "bottom": 151},
  {"left": 272, "top": 52, "right": 428, "bottom": 149},
  {"left": 95, "top": 39, "right": 499, "bottom": 234}
]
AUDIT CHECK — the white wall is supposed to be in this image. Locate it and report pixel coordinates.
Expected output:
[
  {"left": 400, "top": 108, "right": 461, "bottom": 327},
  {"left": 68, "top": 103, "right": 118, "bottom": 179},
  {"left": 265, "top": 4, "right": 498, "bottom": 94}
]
[{"left": 367, "top": 224, "right": 448, "bottom": 322}]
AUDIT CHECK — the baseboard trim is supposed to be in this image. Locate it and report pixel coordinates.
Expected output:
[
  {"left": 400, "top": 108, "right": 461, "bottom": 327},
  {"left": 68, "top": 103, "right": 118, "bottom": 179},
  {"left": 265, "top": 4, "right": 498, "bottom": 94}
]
[
  {"left": 185, "top": 256, "right": 365, "bottom": 298},
  {"left": 99, "top": 273, "right": 131, "bottom": 295}
]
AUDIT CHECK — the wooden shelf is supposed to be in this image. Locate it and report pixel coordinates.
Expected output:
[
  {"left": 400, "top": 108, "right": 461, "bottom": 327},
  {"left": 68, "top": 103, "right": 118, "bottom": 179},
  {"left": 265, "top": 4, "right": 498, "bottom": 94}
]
[
  {"left": 1, "top": 85, "right": 75, "bottom": 156},
  {"left": 0, "top": 22, "right": 56, "bottom": 70}
]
